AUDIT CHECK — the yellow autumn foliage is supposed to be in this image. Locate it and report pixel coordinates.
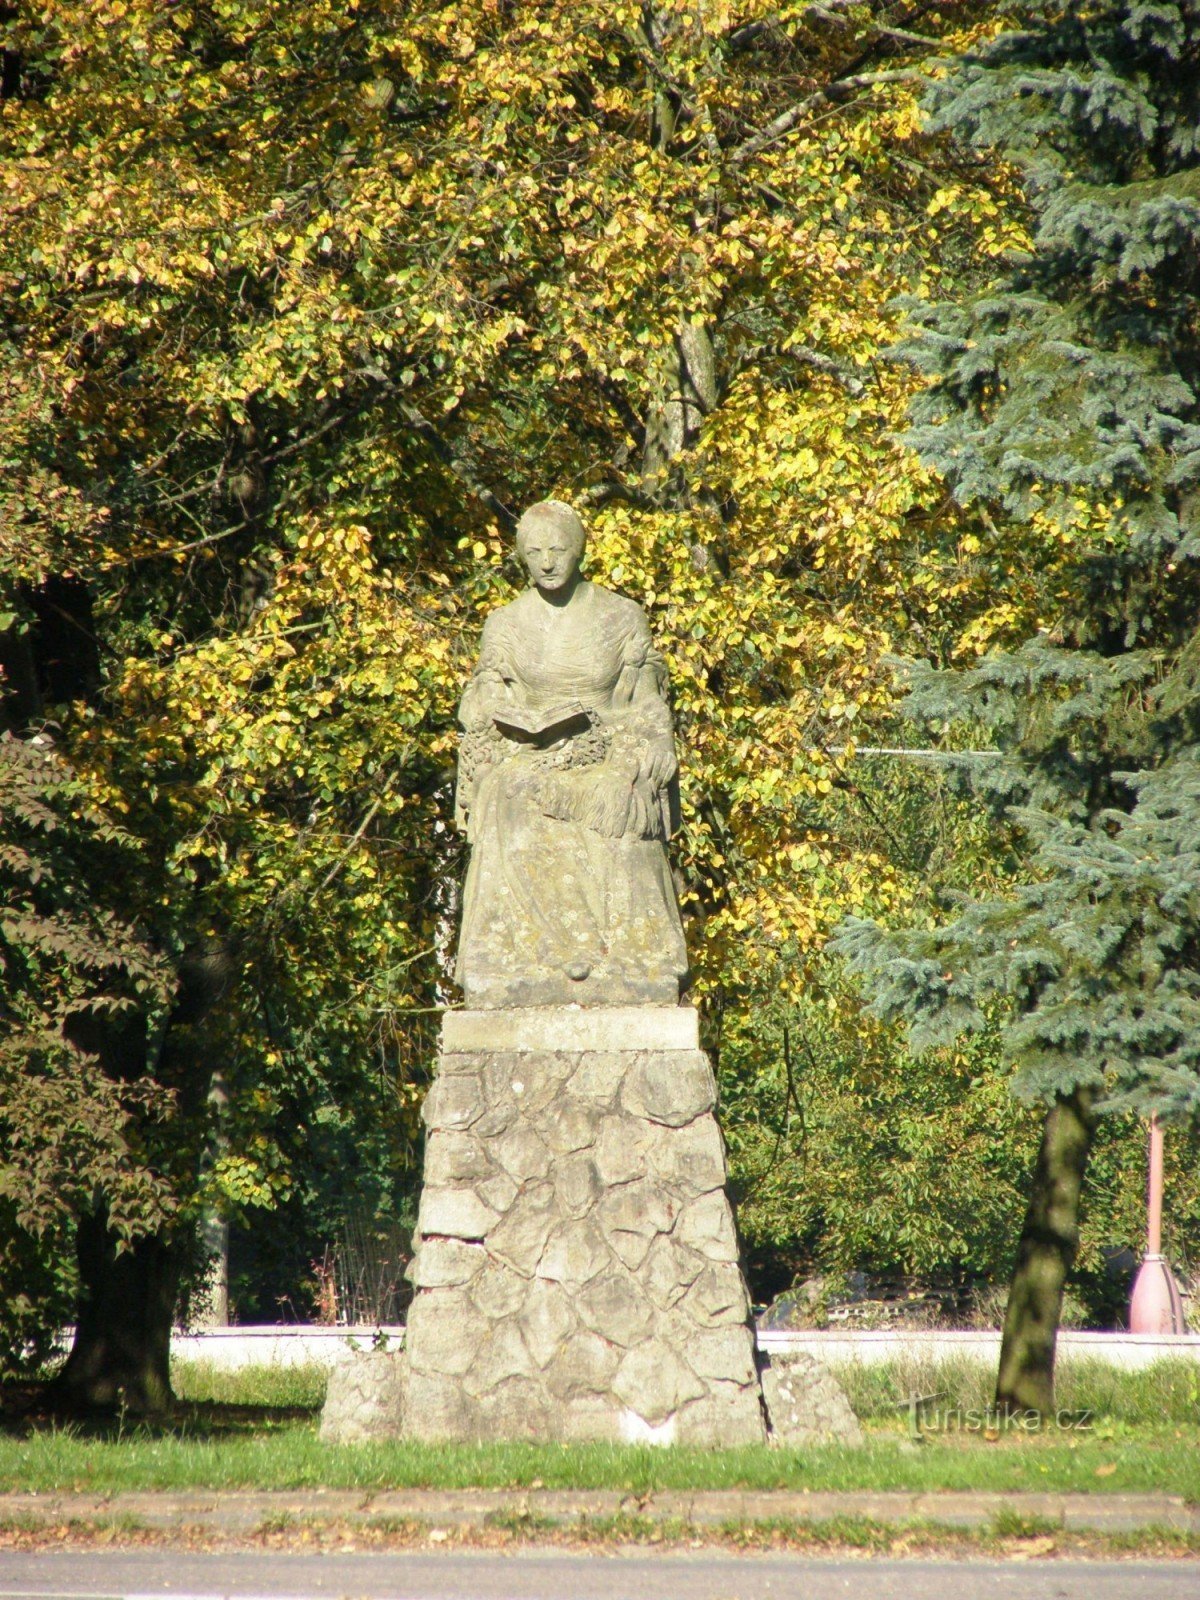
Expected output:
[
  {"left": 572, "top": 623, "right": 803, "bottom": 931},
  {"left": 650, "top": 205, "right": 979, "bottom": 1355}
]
[{"left": 1, "top": 0, "right": 1055, "bottom": 1242}]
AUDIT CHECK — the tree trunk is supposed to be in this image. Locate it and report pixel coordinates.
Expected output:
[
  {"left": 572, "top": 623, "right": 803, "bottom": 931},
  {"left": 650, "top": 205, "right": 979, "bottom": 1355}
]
[
  {"left": 51, "top": 938, "right": 233, "bottom": 1414},
  {"left": 52, "top": 1209, "right": 182, "bottom": 1415},
  {"left": 641, "top": 322, "right": 717, "bottom": 490},
  {"left": 995, "top": 1087, "right": 1096, "bottom": 1416}
]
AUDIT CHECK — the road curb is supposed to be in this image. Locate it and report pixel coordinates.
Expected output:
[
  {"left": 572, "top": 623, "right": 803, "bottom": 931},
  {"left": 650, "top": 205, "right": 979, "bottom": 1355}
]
[{"left": 2, "top": 1489, "right": 1197, "bottom": 1537}]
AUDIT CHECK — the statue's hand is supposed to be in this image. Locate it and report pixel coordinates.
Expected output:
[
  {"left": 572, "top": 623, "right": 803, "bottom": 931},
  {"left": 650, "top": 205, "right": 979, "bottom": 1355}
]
[{"left": 636, "top": 744, "right": 678, "bottom": 791}]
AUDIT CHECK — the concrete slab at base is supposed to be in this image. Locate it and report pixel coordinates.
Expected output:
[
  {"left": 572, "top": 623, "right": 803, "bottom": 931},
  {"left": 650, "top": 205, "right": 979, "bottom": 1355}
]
[{"left": 441, "top": 1006, "right": 699, "bottom": 1054}]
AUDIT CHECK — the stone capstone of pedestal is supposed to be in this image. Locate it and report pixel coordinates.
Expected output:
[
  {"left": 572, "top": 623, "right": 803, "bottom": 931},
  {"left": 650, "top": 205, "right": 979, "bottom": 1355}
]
[{"left": 400, "top": 1009, "right": 766, "bottom": 1445}]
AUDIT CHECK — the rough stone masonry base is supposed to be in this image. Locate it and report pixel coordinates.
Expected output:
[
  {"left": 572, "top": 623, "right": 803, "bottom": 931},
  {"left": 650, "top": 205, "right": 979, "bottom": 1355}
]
[
  {"left": 321, "top": 1008, "right": 863, "bottom": 1448},
  {"left": 403, "top": 1006, "right": 766, "bottom": 1445}
]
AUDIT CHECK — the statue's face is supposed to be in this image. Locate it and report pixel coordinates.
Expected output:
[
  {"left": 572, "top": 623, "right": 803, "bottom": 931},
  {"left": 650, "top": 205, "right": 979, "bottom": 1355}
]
[{"left": 518, "top": 523, "right": 584, "bottom": 592}]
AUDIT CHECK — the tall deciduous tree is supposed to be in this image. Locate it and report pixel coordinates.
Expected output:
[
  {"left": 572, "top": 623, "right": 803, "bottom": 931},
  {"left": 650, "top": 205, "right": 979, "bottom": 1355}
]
[
  {"left": 2, "top": 0, "right": 1030, "bottom": 1403},
  {"left": 834, "top": 0, "right": 1200, "bottom": 1413},
  {"left": 0, "top": 732, "right": 179, "bottom": 1400}
]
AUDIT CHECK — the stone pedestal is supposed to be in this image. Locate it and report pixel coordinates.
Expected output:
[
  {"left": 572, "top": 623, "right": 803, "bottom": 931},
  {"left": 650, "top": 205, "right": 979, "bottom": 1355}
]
[{"left": 401, "top": 1006, "right": 766, "bottom": 1445}]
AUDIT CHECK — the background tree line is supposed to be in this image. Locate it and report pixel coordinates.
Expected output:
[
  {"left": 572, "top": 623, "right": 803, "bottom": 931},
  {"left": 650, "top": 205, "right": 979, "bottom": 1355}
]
[{"left": 1, "top": 0, "right": 1197, "bottom": 1414}]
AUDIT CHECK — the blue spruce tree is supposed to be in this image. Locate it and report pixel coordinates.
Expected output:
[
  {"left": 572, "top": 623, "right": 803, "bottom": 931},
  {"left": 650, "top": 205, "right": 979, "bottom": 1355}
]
[{"left": 833, "top": 0, "right": 1200, "bottom": 1412}]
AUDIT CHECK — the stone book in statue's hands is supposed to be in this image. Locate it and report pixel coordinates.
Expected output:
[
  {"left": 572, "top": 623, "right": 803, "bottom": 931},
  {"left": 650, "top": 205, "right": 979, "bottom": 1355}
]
[{"left": 493, "top": 701, "right": 589, "bottom": 744}]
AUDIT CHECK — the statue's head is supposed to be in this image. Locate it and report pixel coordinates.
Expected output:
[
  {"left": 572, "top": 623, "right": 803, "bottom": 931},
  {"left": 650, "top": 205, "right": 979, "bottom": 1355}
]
[{"left": 516, "top": 500, "right": 586, "bottom": 594}]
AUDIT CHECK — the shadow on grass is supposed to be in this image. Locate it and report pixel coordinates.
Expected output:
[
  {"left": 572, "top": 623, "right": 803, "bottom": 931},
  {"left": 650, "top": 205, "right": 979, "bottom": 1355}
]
[{"left": 0, "top": 1379, "right": 320, "bottom": 1442}]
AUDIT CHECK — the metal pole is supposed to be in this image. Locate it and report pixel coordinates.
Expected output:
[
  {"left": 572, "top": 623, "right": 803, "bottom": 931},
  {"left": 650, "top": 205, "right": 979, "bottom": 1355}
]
[
  {"left": 1147, "top": 1116, "right": 1164, "bottom": 1258},
  {"left": 1129, "top": 1116, "right": 1185, "bottom": 1335}
]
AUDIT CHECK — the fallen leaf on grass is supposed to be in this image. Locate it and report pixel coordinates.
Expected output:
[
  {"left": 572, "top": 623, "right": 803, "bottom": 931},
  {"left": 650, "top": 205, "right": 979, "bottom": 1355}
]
[
  {"left": 1009, "top": 1536, "right": 1057, "bottom": 1560},
  {"left": 1094, "top": 1463, "right": 1117, "bottom": 1478}
]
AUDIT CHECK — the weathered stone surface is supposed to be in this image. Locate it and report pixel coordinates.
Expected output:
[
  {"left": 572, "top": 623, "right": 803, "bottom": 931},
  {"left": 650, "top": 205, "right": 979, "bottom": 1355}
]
[
  {"left": 422, "top": 1130, "right": 493, "bottom": 1185},
  {"left": 471, "top": 1261, "right": 529, "bottom": 1319},
  {"left": 555, "top": 1151, "right": 601, "bottom": 1219},
  {"left": 542, "top": 1099, "right": 599, "bottom": 1154},
  {"left": 682, "top": 1323, "right": 758, "bottom": 1382},
  {"left": 536, "top": 1219, "right": 608, "bottom": 1286},
  {"left": 462, "top": 1322, "right": 536, "bottom": 1397},
  {"left": 395, "top": 1025, "right": 810, "bottom": 1449},
  {"left": 597, "top": 1178, "right": 679, "bottom": 1270},
  {"left": 482, "top": 1057, "right": 523, "bottom": 1109},
  {"left": 417, "top": 1187, "right": 497, "bottom": 1241},
  {"left": 648, "top": 1117, "right": 726, "bottom": 1196},
  {"left": 436, "top": 1050, "right": 492, "bottom": 1076},
  {"left": 614, "top": 1341, "right": 707, "bottom": 1426},
  {"left": 471, "top": 1102, "right": 517, "bottom": 1138},
  {"left": 490, "top": 1125, "right": 552, "bottom": 1182},
  {"left": 575, "top": 1265, "right": 654, "bottom": 1346},
  {"left": 556, "top": 1394, "right": 624, "bottom": 1441},
  {"left": 486, "top": 1054, "right": 574, "bottom": 1117},
  {"left": 474, "top": 1375, "right": 555, "bottom": 1440},
  {"left": 443, "top": 1007, "right": 699, "bottom": 1053},
  {"left": 403, "top": 1369, "right": 478, "bottom": 1441},
  {"left": 594, "top": 1115, "right": 648, "bottom": 1185},
  {"left": 476, "top": 1172, "right": 519, "bottom": 1215},
  {"left": 405, "top": 1288, "right": 488, "bottom": 1377},
  {"left": 641, "top": 1235, "right": 706, "bottom": 1310},
  {"left": 567, "top": 1052, "right": 629, "bottom": 1103},
  {"left": 674, "top": 1379, "right": 766, "bottom": 1447},
  {"left": 407, "top": 1237, "right": 486, "bottom": 1289},
  {"left": 675, "top": 1191, "right": 739, "bottom": 1262},
  {"left": 682, "top": 1263, "right": 751, "bottom": 1328},
  {"left": 521, "top": 1277, "right": 576, "bottom": 1368},
  {"left": 621, "top": 1052, "right": 715, "bottom": 1127},
  {"left": 487, "top": 1181, "right": 558, "bottom": 1276},
  {"left": 759, "top": 1350, "right": 864, "bottom": 1446},
  {"left": 319, "top": 1351, "right": 406, "bottom": 1443},
  {"left": 544, "top": 1330, "right": 620, "bottom": 1400},
  {"left": 421, "top": 1075, "right": 485, "bottom": 1132}
]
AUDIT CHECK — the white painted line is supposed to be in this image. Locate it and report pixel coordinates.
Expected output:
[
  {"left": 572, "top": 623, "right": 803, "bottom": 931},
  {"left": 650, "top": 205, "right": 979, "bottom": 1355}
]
[
  {"left": 0, "top": 1592, "right": 331, "bottom": 1600},
  {"left": 0, "top": 1593, "right": 428, "bottom": 1600},
  {"left": 0, "top": 1592, "right": 126, "bottom": 1600},
  {"left": 0, "top": 1593, "right": 459, "bottom": 1600}
]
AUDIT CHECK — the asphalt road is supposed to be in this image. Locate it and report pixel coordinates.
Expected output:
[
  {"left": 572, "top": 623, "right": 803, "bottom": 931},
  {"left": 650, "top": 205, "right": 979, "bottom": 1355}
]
[{"left": 0, "top": 1551, "right": 1197, "bottom": 1599}]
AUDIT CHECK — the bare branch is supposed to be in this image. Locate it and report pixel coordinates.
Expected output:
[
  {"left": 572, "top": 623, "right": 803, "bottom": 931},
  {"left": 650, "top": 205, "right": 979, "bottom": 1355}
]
[
  {"left": 724, "top": 335, "right": 866, "bottom": 397},
  {"left": 577, "top": 476, "right": 660, "bottom": 511},
  {"left": 147, "top": 370, "right": 517, "bottom": 535},
  {"left": 728, "top": 68, "right": 920, "bottom": 166},
  {"left": 588, "top": 368, "right": 646, "bottom": 445},
  {"left": 396, "top": 402, "right": 517, "bottom": 532},
  {"left": 728, "top": 6, "right": 938, "bottom": 52},
  {"left": 873, "top": 24, "right": 941, "bottom": 46},
  {"left": 319, "top": 795, "right": 384, "bottom": 892}
]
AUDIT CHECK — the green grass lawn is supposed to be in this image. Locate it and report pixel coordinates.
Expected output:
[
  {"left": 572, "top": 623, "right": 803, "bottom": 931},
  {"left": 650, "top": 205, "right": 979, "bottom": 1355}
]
[
  {"left": 1, "top": 1356, "right": 1195, "bottom": 1500},
  {"left": 3, "top": 1423, "right": 1198, "bottom": 1498}
]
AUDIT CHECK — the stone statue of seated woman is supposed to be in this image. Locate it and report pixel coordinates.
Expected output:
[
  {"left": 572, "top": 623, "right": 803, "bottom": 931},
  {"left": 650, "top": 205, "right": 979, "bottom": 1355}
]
[{"left": 454, "top": 500, "right": 689, "bottom": 1008}]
